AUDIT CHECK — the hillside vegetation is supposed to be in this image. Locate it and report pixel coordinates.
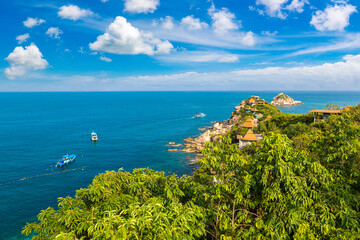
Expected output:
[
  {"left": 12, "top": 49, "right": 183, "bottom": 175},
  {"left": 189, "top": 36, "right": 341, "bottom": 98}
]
[{"left": 23, "top": 103, "right": 360, "bottom": 239}]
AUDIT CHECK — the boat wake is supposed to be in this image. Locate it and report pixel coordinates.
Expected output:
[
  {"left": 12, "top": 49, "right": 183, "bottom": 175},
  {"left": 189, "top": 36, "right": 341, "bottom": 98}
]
[{"left": 0, "top": 166, "right": 88, "bottom": 186}]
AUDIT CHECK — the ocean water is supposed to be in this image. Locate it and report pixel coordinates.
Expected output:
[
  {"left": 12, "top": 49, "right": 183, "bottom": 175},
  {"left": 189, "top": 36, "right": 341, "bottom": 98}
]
[{"left": 1, "top": 91, "right": 360, "bottom": 240}]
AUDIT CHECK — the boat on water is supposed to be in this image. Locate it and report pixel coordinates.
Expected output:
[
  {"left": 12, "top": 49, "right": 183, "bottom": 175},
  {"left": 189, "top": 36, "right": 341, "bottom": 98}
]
[
  {"left": 194, "top": 113, "right": 206, "bottom": 118},
  {"left": 55, "top": 154, "right": 76, "bottom": 167},
  {"left": 91, "top": 131, "right": 98, "bottom": 141}
]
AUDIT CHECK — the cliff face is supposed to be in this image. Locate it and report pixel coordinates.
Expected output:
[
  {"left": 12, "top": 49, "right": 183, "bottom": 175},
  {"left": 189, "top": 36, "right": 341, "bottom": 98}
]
[{"left": 270, "top": 93, "right": 303, "bottom": 106}]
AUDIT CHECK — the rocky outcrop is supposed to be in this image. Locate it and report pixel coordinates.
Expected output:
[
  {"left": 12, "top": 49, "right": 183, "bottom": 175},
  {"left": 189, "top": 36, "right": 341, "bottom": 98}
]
[
  {"left": 182, "top": 121, "right": 233, "bottom": 153},
  {"left": 270, "top": 93, "right": 303, "bottom": 107}
]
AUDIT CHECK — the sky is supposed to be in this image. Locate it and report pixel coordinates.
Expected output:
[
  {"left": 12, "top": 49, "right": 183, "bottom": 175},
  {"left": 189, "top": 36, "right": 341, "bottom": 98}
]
[{"left": 0, "top": 0, "right": 360, "bottom": 91}]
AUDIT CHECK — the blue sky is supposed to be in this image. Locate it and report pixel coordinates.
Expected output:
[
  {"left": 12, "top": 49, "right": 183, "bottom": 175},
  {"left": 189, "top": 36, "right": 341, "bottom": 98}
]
[{"left": 1, "top": 0, "right": 360, "bottom": 91}]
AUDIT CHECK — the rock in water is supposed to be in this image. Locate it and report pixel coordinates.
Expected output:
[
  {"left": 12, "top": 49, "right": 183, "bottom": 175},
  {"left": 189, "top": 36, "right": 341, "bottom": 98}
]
[{"left": 270, "top": 93, "right": 303, "bottom": 107}]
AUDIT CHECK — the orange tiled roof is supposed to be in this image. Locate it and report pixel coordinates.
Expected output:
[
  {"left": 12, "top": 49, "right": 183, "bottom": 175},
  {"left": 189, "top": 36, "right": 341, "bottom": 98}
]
[
  {"left": 344, "top": 105, "right": 352, "bottom": 111},
  {"left": 251, "top": 108, "right": 259, "bottom": 112},
  {"left": 266, "top": 115, "right": 272, "bottom": 120},
  {"left": 239, "top": 129, "right": 260, "bottom": 141},
  {"left": 240, "top": 118, "right": 256, "bottom": 128}
]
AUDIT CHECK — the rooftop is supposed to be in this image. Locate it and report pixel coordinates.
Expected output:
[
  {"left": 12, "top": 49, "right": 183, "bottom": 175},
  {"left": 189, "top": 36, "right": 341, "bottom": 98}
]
[
  {"left": 240, "top": 118, "right": 256, "bottom": 128},
  {"left": 237, "top": 129, "right": 260, "bottom": 141},
  {"left": 309, "top": 109, "right": 343, "bottom": 114}
]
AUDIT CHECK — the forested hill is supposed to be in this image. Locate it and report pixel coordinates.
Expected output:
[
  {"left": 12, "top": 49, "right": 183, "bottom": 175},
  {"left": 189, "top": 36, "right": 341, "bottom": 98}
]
[{"left": 23, "top": 103, "right": 360, "bottom": 239}]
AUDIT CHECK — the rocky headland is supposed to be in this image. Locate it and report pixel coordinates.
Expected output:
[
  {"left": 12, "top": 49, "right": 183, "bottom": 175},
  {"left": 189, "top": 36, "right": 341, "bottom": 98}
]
[
  {"left": 270, "top": 93, "right": 303, "bottom": 107},
  {"left": 182, "top": 120, "right": 233, "bottom": 154},
  {"left": 168, "top": 95, "right": 283, "bottom": 158}
]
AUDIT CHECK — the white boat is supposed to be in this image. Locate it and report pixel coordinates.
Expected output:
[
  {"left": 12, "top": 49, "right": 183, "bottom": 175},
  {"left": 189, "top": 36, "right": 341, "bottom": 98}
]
[
  {"left": 194, "top": 113, "right": 206, "bottom": 118},
  {"left": 91, "top": 131, "right": 98, "bottom": 141}
]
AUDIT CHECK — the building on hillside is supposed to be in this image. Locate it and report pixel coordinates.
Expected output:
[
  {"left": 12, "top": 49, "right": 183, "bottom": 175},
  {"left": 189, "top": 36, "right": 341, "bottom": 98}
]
[
  {"left": 344, "top": 105, "right": 352, "bottom": 111},
  {"left": 265, "top": 115, "right": 272, "bottom": 121},
  {"left": 257, "top": 100, "right": 266, "bottom": 105},
  {"left": 309, "top": 109, "right": 342, "bottom": 122},
  {"left": 248, "top": 99, "right": 256, "bottom": 106},
  {"left": 240, "top": 100, "right": 246, "bottom": 106},
  {"left": 237, "top": 129, "right": 263, "bottom": 148},
  {"left": 244, "top": 106, "right": 251, "bottom": 113},
  {"left": 255, "top": 113, "right": 263, "bottom": 119},
  {"left": 240, "top": 118, "right": 256, "bottom": 129},
  {"left": 235, "top": 105, "right": 241, "bottom": 111},
  {"left": 251, "top": 108, "right": 259, "bottom": 114},
  {"left": 251, "top": 96, "right": 260, "bottom": 100}
]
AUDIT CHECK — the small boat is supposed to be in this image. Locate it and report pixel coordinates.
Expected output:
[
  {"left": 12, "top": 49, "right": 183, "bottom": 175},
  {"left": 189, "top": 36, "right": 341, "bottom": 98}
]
[
  {"left": 194, "top": 113, "right": 206, "bottom": 118},
  {"left": 55, "top": 154, "right": 76, "bottom": 167},
  {"left": 91, "top": 131, "right": 98, "bottom": 141}
]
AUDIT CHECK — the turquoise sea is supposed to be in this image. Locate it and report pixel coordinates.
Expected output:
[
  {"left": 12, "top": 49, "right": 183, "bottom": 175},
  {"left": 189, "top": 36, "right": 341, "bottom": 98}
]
[{"left": 1, "top": 91, "right": 360, "bottom": 240}]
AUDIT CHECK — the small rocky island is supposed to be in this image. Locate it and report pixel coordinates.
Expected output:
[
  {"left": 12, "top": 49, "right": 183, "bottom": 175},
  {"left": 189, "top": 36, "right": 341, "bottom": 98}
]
[{"left": 270, "top": 93, "right": 303, "bottom": 107}]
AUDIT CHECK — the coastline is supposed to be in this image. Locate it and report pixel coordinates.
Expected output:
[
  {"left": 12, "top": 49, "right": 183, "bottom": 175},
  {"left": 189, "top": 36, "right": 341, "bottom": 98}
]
[{"left": 3, "top": 91, "right": 360, "bottom": 240}]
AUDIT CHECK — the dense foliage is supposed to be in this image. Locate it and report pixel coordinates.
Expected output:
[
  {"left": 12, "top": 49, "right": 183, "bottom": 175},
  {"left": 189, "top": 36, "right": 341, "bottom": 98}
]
[{"left": 23, "top": 104, "right": 360, "bottom": 239}]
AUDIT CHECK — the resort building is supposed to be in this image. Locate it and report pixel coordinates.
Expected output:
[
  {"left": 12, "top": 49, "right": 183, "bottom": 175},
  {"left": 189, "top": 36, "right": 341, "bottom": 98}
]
[
  {"left": 251, "top": 108, "right": 259, "bottom": 114},
  {"left": 257, "top": 100, "right": 266, "bottom": 105},
  {"left": 344, "top": 105, "right": 352, "bottom": 111},
  {"left": 248, "top": 99, "right": 256, "bottom": 106},
  {"left": 244, "top": 106, "right": 251, "bottom": 113},
  {"left": 237, "top": 129, "right": 264, "bottom": 148},
  {"left": 240, "top": 118, "right": 256, "bottom": 129},
  {"left": 265, "top": 115, "right": 272, "bottom": 121},
  {"left": 309, "top": 109, "right": 342, "bottom": 122}
]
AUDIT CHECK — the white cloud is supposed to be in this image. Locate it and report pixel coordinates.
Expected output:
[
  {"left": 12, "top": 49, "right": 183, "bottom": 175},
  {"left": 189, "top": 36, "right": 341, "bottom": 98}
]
[
  {"left": 124, "top": 0, "right": 159, "bottom": 14},
  {"left": 46, "top": 27, "right": 63, "bottom": 39},
  {"left": 16, "top": 33, "right": 30, "bottom": 44},
  {"left": 261, "top": 30, "right": 278, "bottom": 36},
  {"left": 10, "top": 55, "right": 360, "bottom": 91},
  {"left": 5, "top": 43, "right": 49, "bottom": 79},
  {"left": 160, "top": 16, "right": 174, "bottom": 30},
  {"left": 242, "top": 31, "right": 256, "bottom": 47},
  {"left": 208, "top": 5, "right": 240, "bottom": 35},
  {"left": 310, "top": 3, "right": 357, "bottom": 31},
  {"left": 181, "top": 15, "right": 208, "bottom": 30},
  {"left": 288, "top": 33, "right": 360, "bottom": 56},
  {"left": 156, "top": 50, "right": 240, "bottom": 63},
  {"left": 58, "top": 5, "right": 93, "bottom": 20},
  {"left": 218, "top": 55, "right": 239, "bottom": 63},
  {"left": 135, "top": 19, "right": 262, "bottom": 49},
  {"left": 23, "top": 17, "right": 45, "bottom": 28},
  {"left": 100, "top": 56, "right": 112, "bottom": 62},
  {"left": 256, "top": 0, "right": 288, "bottom": 18},
  {"left": 255, "top": 0, "right": 308, "bottom": 19},
  {"left": 286, "top": 0, "right": 308, "bottom": 13},
  {"left": 89, "top": 16, "right": 173, "bottom": 55},
  {"left": 122, "top": 54, "right": 360, "bottom": 90}
]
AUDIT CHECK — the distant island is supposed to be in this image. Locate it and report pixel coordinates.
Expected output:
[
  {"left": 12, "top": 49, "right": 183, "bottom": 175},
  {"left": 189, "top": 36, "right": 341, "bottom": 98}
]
[
  {"left": 23, "top": 96, "right": 359, "bottom": 240},
  {"left": 270, "top": 93, "right": 303, "bottom": 106}
]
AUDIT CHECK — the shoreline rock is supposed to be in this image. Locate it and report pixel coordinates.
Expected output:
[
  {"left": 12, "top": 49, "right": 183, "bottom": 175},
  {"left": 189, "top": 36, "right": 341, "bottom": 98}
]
[
  {"left": 270, "top": 93, "right": 303, "bottom": 107},
  {"left": 182, "top": 120, "right": 234, "bottom": 153}
]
